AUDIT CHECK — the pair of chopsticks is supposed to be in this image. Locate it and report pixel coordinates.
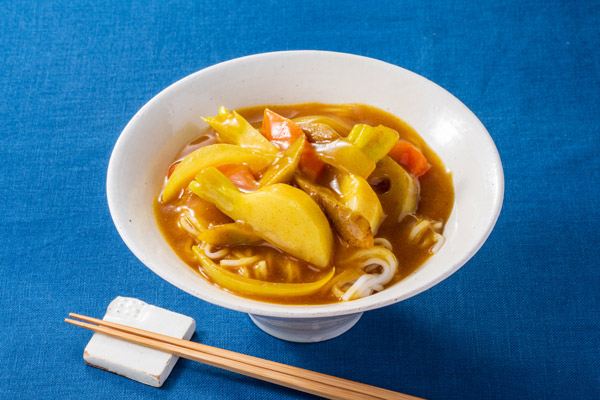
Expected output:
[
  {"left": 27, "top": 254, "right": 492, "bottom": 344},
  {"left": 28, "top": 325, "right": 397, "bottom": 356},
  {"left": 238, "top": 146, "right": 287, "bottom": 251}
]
[{"left": 66, "top": 314, "right": 424, "bottom": 400}]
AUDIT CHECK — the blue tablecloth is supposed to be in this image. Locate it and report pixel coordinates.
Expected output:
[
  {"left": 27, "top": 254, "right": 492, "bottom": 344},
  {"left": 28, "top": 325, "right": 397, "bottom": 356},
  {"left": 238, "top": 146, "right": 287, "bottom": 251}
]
[{"left": 1, "top": 1, "right": 598, "bottom": 399}]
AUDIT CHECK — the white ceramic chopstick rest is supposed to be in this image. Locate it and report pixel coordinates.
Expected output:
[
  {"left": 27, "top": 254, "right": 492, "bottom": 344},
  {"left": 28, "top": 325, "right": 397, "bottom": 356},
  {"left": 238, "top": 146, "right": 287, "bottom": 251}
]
[{"left": 83, "top": 296, "right": 196, "bottom": 387}]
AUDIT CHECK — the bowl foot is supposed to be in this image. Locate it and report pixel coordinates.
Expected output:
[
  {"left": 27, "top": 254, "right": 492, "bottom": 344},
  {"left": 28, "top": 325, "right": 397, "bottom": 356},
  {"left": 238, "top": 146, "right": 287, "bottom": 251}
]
[{"left": 248, "top": 313, "right": 363, "bottom": 343}]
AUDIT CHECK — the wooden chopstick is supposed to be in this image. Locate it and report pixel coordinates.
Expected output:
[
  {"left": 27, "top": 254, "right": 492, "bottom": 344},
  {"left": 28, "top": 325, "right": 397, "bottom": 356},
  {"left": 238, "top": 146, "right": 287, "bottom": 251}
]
[{"left": 66, "top": 314, "right": 424, "bottom": 400}]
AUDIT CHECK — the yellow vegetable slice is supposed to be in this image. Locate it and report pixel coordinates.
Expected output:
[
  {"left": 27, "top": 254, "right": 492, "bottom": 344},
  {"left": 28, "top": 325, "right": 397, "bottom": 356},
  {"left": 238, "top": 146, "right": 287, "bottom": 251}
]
[
  {"left": 189, "top": 167, "right": 333, "bottom": 268},
  {"left": 312, "top": 140, "right": 376, "bottom": 178},
  {"left": 370, "top": 156, "right": 419, "bottom": 223},
  {"left": 203, "top": 107, "right": 278, "bottom": 155},
  {"left": 197, "top": 222, "right": 263, "bottom": 246},
  {"left": 337, "top": 172, "right": 384, "bottom": 234},
  {"left": 259, "top": 135, "right": 305, "bottom": 187},
  {"left": 162, "top": 144, "right": 275, "bottom": 202},
  {"left": 346, "top": 124, "right": 399, "bottom": 163},
  {"left": 193, "top": 247, "right": 335, "bottom": 297}
]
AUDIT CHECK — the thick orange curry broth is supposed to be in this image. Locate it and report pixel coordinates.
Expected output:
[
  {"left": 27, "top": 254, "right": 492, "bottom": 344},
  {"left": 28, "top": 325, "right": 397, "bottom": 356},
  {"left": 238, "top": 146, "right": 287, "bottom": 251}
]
[{"left": 154, "top": 103, "right": 454, "bottom": 305}]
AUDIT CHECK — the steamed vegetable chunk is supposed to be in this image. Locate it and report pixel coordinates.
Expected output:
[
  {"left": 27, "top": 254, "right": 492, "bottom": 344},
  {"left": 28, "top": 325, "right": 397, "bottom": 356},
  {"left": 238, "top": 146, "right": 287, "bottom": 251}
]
[
  {"left": 203, "top": 107, "right": 278, "bottom": 155},
  {"left": 346, "top": 124, "right": 399, "bottom": 162},
  {"left": 189, "top": 167, "right": 333, "bottom": 268}
]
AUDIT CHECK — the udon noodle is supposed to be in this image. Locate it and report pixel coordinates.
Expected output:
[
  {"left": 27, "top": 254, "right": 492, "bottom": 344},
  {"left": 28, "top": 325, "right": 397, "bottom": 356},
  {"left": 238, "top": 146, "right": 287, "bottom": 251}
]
[{"left": 155, "top": 103, "right": 454, "bottom": 305}]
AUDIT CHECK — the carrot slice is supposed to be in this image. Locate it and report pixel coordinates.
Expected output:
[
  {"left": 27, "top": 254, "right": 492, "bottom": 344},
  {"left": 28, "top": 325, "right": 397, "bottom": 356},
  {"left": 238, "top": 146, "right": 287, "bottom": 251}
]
[
  {"left": 217, "top": 164, "right": 259, "bottom": 191},
  {"left": 262, "top": 109, "right": 325, "bottom": 180},
  {"left": 388, "top": 141, "right": 430, "bottom": 177}
]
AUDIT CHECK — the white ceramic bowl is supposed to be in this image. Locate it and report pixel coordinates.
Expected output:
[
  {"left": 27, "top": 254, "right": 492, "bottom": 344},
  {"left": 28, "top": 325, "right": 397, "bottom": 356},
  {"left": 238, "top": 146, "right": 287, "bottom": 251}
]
[{"left": 107, "top": 51, "right": 504, "bottom": 342}]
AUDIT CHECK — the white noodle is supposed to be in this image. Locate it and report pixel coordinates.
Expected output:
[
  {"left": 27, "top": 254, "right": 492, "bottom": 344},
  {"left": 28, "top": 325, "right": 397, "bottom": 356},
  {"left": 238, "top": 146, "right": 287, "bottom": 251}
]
[
  {"left": 408, "top": 219, "right": 429, "bottom": 241},
  {"left": 179, "top": 215, "right": 201, "bottom": 236},
  {"left": 343, "top": 274, "right": 376, "bottom": 300},
  {"left": 202, "top": 243, "right": 229, "bottom": 259},
  {"left": 332, "top": 282, "right": 352, "bottom": 299},
  {"left": 253, "top": 260, "right": 268, "bottom": 280},
  {"left": 364, "top": 263, "right": 381, "bottom": 273},
  {"left": 407, "top": 216, "right": 446, "bottom": 254},
  {"left": 340, "top": 247, "right": 398, "bottom": 301},
  {"left": 429, "top": 233, "right": 446, "bottom": 254},
  {"left": 371, "top": 283, "right": 384, "bottom": 292},
  {"left": 373, "top": 237, "right": 392, "bottom": 250},
  {"left": 282, "top": 259, "right": 301, "bottom": 282},
  {"left": 179, "top": 209, "right": 207, "bottom": 237},
  {"left": 220, "top": 256, "right": 260, "bottom": 267}
]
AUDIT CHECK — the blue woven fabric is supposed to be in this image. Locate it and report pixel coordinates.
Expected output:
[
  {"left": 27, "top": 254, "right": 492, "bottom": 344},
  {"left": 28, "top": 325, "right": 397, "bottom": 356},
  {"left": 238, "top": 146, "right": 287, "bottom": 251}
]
[{"left": 1, "top": 1, "right": 598, "bottom": 399}]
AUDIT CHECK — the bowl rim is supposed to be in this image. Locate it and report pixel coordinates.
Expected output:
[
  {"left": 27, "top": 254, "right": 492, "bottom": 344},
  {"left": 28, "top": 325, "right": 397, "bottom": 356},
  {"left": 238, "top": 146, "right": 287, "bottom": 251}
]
[{"left": 107, "top": 50, "right": 504, "bottom": 318}]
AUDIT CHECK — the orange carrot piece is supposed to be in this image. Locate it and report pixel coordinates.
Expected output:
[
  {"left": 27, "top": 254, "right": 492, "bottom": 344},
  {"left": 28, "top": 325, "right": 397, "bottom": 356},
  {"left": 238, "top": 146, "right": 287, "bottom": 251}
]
[
  {"left": 262, "top": 109, "right": 325, "bottom": 180},
  {"left": 388, "top": 141, "right": 430, "bottom": 177},
  {"left": 217, "top": 164, "right": 259, "bottom": 191}
]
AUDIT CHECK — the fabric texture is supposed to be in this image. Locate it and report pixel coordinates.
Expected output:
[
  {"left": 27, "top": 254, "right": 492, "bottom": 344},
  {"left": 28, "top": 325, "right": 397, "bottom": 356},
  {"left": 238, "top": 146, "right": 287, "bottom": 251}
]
[{"left": 1, "top": 1, "right": 598, "bottom": 399}]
